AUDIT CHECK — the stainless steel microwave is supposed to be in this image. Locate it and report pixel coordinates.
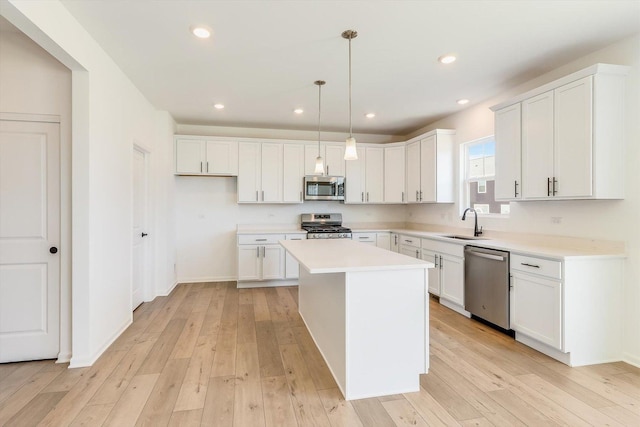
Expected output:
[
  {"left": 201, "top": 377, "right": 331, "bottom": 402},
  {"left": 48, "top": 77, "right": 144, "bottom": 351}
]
[{"left": 304, "top": 176, "right": 345, "bottom": 201}]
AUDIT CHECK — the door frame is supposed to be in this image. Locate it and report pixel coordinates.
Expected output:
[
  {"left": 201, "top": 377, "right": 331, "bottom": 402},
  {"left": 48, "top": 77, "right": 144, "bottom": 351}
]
[{"left": 132, "top": 143, "right": 151, "bottom": 309}]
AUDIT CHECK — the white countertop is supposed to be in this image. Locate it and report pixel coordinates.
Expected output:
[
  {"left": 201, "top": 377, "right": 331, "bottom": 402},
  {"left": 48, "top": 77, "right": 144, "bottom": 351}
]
[{"left": 280, "top": 239, "right": 433, "bottom": 274}]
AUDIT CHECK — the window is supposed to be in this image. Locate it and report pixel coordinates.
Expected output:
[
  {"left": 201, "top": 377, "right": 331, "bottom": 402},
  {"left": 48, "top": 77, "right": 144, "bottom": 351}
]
[{"left": 462, "top": 136, "right": 510, "bottom": 215}]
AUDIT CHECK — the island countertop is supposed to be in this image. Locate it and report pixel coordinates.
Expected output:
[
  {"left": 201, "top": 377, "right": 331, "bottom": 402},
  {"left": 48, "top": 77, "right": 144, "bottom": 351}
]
[{"left": 280, "top": 239, "right": 433, "bottom": 274}]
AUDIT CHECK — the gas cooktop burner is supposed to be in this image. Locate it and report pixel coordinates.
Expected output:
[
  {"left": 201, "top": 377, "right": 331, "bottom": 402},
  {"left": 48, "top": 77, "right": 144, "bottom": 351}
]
[{"left": 301, "top": 213, "right": 352, "bottom": 239}]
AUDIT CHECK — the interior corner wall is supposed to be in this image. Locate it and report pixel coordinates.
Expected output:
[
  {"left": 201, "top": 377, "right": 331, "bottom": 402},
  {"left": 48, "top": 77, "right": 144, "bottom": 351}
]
[
  {"left": 407, "top": 34, "right": 640, "bottom": 366},
  {"left": 3, "top": 0, "right": 176, "bottom": 367}
]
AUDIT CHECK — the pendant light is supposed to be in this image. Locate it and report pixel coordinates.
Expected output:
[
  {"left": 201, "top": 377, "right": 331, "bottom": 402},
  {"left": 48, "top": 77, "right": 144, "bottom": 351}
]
[
  {"left": 313, "top": 80, "right": 326, "bottom": 175},
  {"left": 342, "top": 29, "right": 358, "bottom": 160}
]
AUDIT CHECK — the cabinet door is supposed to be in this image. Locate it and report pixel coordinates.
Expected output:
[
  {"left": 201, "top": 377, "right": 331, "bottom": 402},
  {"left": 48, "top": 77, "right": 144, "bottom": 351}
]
[
  {"left": 284, "top": 235, "right": 304, "bottom": 279},
  {"left": 175, "top": 139, "right": 205, "bottom": 174},
  {"left": 522, "top": 91, "right": 554, "bottom": 199},
  {"left": 238, "top": 142, "right": 261, "bottom": 202},
  {"left": 494, "top": 104, "right": 522, "bottom": 200},
  {"left": 262, "top": 245, "right": 284, "bottom": 280},
  {"left": 345, "top": 147, "right": 366, "bottom": 203},
  {"left": 205, "top": 141, "right": 238, "bottom": 175},
  {"left": 324, "top": 144, "right": 345, "bottom": 176},
  {"left": 406, "top": 140, "right": 421, "bottom": 203},
  {"left": 365, "top": 147, "right": 384, "bottom": 203},
  {"left": 261, "top": 143, "right": 283, "bottom": 202},
  {"left": 283, "top": 144, "right": 304, "bottom": 203},
  {"left": 439, "top": 254, "right": 464, "bottom": 306},
  {"left": 384, "top": 145, "right": 405, "bottom": 203},
  {"left": 390, "top": 233, "right": 400, "bottom": 253},
  {"left": 400, "top": 245, "right": 421, "bottom": 259},
  {"left": 238, "top": 246, "right": 261, "bottom": 281},
  {"left": 422, "top": 249, "right": 441, "bottom": 296},
  {"left": 511, "top": 272, "right": 562, "bottom": 350},
  {"left": 304, "top": 143, "right": 324, "bottom": 175},
  {"left": 554, "top": 76, "right": 593, "bottom": 198},
  {"left": 435, "top": 134, "right": 455, "bottom": 203},
  {"left": 376, "top": 233, "right": 391, "bottom": 251},
  {"left": 420, "top": 136, "right": 437, "bottom": 202}
]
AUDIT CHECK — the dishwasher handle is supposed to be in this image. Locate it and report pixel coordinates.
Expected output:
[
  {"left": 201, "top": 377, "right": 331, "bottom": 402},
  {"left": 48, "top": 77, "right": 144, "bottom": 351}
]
[{"left": 467, "top": 251, "right": 506, "bottom": 262}]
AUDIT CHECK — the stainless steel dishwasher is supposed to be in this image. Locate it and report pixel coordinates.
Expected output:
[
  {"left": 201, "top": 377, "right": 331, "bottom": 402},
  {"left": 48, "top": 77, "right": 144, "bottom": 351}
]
[{"left": 464, "top": 246, "right": 510, "bottom": 330}]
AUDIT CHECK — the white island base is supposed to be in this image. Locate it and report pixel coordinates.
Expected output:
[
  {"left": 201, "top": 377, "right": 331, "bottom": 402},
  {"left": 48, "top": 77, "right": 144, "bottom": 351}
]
[{"left": 281, "top": 239, "right": 431, "bottom": 400}]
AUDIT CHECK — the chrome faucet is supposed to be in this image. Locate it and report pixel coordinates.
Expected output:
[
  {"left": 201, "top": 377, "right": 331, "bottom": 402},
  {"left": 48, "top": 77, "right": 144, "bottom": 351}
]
[{"left": 462, "top": 208, "right": 483, "bottom": 237}]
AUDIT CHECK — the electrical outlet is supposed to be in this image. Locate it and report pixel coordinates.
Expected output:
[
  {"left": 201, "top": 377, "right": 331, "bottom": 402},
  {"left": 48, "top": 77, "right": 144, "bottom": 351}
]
[{"left": 551, "top": 216, "right": 562, "bottom": 224}]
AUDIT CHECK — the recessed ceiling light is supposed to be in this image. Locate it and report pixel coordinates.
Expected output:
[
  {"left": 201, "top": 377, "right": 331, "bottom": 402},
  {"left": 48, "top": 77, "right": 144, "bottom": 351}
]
[
  {"left": 438, "top": 54, "right": 457, "bottom": 64},
  {"left": 365, "top": 113, "right": 376, "bottom": 118},
  {"left": 213, "top": 103, "right": 225, "bottom": 109},
  {"left": 294, "top": 108, "right": 304, "bottom": 114},
  {"left": 457, "top": 99, "right": 469, "bottom": 105},
  {"left": 191, "top": 26, "right": 212, "bottom": 39}
]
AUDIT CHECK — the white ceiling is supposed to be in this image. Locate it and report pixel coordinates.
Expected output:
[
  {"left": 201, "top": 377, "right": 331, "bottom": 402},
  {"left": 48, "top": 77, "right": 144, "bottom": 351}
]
[{"left": 58, "top": 0, "right": 640, "bottom": 136}]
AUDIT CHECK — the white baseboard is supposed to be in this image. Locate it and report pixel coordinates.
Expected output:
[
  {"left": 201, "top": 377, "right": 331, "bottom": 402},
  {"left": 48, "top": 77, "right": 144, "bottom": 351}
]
[
  {"left": 623, "top": 351, "right": 640, "bottom": 368},
  {"left": 56, "top": 352, "right": 72, "bottom": 364},
  {"left": 177, "top": 276, "right": 235, "bottom": 284},
  {"left": 69, "top": 317, "right": 132, "bottom": 368},
  {"left": 237, "top": 279, "right": 298, "bottom": 289},
  {"left": 156, "top": 280, "right": 179, "bottom": 297},
  {"left": 439, "top": 298, "right": 471, "bottom": 318}
]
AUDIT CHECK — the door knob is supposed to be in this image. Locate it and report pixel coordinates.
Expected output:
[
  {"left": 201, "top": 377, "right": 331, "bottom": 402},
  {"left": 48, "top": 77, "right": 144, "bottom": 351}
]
[
  {"left": 49, "top": 247, "right": 58, "bottom": 254},
  {"left": 141, "top": 232, "right": 148, "bottom": 237}
]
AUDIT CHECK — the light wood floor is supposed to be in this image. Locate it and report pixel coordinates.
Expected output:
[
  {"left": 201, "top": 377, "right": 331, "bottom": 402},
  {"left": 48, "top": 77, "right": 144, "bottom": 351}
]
[{"left": 1, "top": 282, "right": 639, "bottom": 426}]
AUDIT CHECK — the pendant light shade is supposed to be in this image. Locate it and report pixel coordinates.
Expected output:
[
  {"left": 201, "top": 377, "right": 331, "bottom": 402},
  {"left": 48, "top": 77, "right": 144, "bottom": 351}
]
[
  {"left": 314, "top": 80, "right": 326, "bottom": 175},
  {"left": 342, "top": 29, "right": 358, "bottom": 161}
]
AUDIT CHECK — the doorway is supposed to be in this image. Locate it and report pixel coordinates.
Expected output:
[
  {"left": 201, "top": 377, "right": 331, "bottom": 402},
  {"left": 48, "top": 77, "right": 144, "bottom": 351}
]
[{"left": 132, "top": 145, "right": 149, "bottom": 310}]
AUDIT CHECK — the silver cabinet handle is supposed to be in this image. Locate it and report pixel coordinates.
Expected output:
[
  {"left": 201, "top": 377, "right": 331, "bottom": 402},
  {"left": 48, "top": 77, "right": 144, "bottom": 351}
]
[
  {"left": 206, "top": 161, "right": 209, "bottom": 173},
  {"left": 255, "top": 238, "right": 267, "bottom": 242},
  {"left": 553, "top": 177, "right": 558, "bottom": 196},
  {"left": 404, "top": 239, "right": 413, "bottom": 243},
  {"left": 200, "top": 161, "right": 203, "bottom": 173},
  {"left": 547, "top": 177, "right": 551, "bottom": 197},
  {"left": 261, "top": 190, "right": 265, "bottom": 201},
  {"left": 514, "top": 180, "right": 519, "bottom": 197},
  {"left": 326, "top": 165, "right": 329, "bottom": 175},
  {"left": 416, "top": 249, "right": 420, "bottom": 258},
  {"left": 420, "top": 190, "right": 423, "bottom": 201},
  {"left": 300, "top": 191, "right": 302, "bottom": 202},
  {"left": 256, "top": 247, "right": 259, "bottom": 258},
  {"left": 361, "top": 192, "right": 364, "bottom": 202},
  {"left": 439, "top": 255, "right": 443, "bottom": 270},
  {"left": 256, "top": 191, "right": 259, "bottom": 201},
  {"left": 416, "top": 190, "right": 419, "bottom": 201},
  {"left": 434, "top": 254, "right": 438, "bottom": 267},
  {"left": 262, "top": 246, "right": 266, "bottom": 257},
  {"left": 359, "top": 236, "right": 368, "bottom": 240},
  {"left": 394, "top": 234, "right": 398, "bottom": 245},
  {"left": 521, "top": 262, "right": 540, "bottom": 268},
  {"left": 471, "top": 252, "right": 505, "bottom": 262},
  {"left": 402, "top": 191, "right": 404, "bottom": 202},
  {"left": 366, "top": 192, "right": 369, "bottom": 202}
]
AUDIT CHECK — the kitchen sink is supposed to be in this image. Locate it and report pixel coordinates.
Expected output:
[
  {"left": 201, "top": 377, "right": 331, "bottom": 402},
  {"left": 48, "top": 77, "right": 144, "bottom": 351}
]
[{"left": 441, "top": 234, "right": 488, "bottom": 241}]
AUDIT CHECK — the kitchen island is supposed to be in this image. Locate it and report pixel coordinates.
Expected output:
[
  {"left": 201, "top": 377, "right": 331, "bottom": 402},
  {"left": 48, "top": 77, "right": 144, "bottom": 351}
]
[{"left": 280, "top": 239, "right": 434, "bottom": 400}]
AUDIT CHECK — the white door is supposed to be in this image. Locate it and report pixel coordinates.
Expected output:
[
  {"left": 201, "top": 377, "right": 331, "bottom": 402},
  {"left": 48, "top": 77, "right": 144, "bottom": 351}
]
[
  {"left": 282, "top": 144, "right": 304, "bottom": 203},
  {"left": 238, "top": 142, "right": 261, "bottom": 202},
  {"left": 0, "top": 120, "right": 60, "bottom": 362},
  {"left": 422, "top": 250, "right": 441, "bottom": 296},
  {"left": 262, "top": 246, "right": 284, "bottom": 280},
  {"left": 494, "top": 103, "right": 522, "bottom": 200},
  {"left": 175, "top": 138, "right": 204, "bottom": 174},
  {"left": 345, "top": 146, "right": 365, "bottom": 203},
  {"left": 365, "top": 147, "right": 384, "bottom": 203},
  {"left": 205, "top": 140, "right": 239, "bottom": 175},
  {"left": 237, "top": 246, "right": 261, "bottom": 281},
  {"left": 261, "top": 143, "right": 283, "bottom": 203},
  {"left": 439, "top": 255, "right": 465, "bottom": 306},
  {"left": 406, "top": 140, "right": 421, "bottom": 203},
  {"left": 324, "top": 143, "right": 345, "bottom": 176},
  {"left": 384, "top": 145, "right": 405, "bottom": 203},
  {"left": 522, "top": 91, "right": 554, "bottom": 199},
  {"left": 132, "top": 147, "right": 148, "bottom": 310},
  {"left": 420, "top": 136, "right": 437, "bottom": 202}
]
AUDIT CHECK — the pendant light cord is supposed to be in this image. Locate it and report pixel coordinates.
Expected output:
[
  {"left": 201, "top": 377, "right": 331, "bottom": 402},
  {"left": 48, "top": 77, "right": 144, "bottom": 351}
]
[
  {"left": 348, "top": 36, "right": 353, "bottom": 138},
  {"left": 318, "top": 82, "right": 322, "bottom": 155}
]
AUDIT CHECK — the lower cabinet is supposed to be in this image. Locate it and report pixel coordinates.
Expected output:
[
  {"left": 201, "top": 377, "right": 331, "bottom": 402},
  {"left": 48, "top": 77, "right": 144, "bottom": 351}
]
[
  {"left": 352, "top": 232, "right": 377, "bottom": 246},
  {"left": 284, "top": 234, "right": 305, "bottom": 279},
  {"left": 421, "top": 238, "right": 466, "bottom": 316},
  {"left": 390, "top": 233, "right": 400, "bottom": 253},
  {"left": 376, "top": 232, "right": 391, "bottom": 250},
  {"left": 237, "top": 234, "right": 286, "bottom": 282}
]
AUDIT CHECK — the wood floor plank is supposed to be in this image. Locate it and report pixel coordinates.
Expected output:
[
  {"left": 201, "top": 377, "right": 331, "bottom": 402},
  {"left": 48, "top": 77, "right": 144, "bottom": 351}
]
[
  {"left": 170, "top": 309, "right": 206, "bottom": 359},
  {"left": 201, "top": 375, "right": 235, "bottom": 427},
  {"left": 103, "top": 373, "right": 160, "bottom": 427},
  {"left": 233, "top": 342, "right": 266, "bottom": 427},
  {"left": 237, "top": 303, "right": 257, "bottom": 345},
  {"left": 0, "top": 364, "right": 64, "bottom": 425},
  {"left": 420, "top": 367, "right": 483, "bottom": 421},
  {"left": 276, "top": 287, "right": 303, "bottom": 325},
  {"left": 351, "top": 398, "right": 396, "bottom": 427},
  {"left": 273, "top": 321, "right": 297, "bottom": 345},
  {"left": 317, "top": 387, "right": 364, "bottom": 427},
  {"left": 0, "top": 360, "right": 48, "bottom": 403},
  {"left": 0, "top": 362, "right": 21, "bottom": 382},
  {"left": 89, "top": 337, "right": 156, "bottom": 405},
  {"left": 292, "top": 325, "right": 337, "bottom": 391},
  {"left": 262, "top": 375, "right": 298, "bottom": 427},
  {"left": 146, "top": 285, "right": 189, "bottom": 333},
  {"left": 41, "top": 365, "right": 90, "bottom": 393},
  {"left": 615, "top": 371, "right": 640, "bottom": 388},
  {"left": 256, "top": 321, "right": 285, "bottom": 378},
  {"left": 69, "top": 403, "right": 114, "bottom": 427},
  {"left": 174, "top": 333, "right": 217, "bottom": 411},
  {"left": 199, "top": 289, "right": 225, "bottom": 337},
  {"left": 382, "top": 398, "right": 431, "bottom": 426},
  {"left": 135, "top": 358, "right": 190, "bottom": 426},
  {"left": 3, "top": 391, "right": 66, "bottom": 427},
  {"left": 192, "top": 286, "right": 215, "bottom": 313},
  {"left": 239, "top": 288, "right": 253, "bottom": 305},
  {"left": 38, "top": 349, "right": 127, "bottom": 427},
  {"left": 459, "top": 417, "right": 494, "bottom": 426},
  {"left": 487, "top": 388, "right": 558, "bottom": 426},
  {"left": 279, "top": 343, "right": 331, "bottom": 426},
  {"left": 168, "top": 408, "right": 203, "bottom": 427},
  {"left": 264, "top": 288, "right": 289, "bottom": 322},
  {"left": 252, "top": 288, "right": 271, "bottom": 322},
  {"left": 137, "top": 318, "right": 186, "bottom": 375},
  {"left": 598, "top": 404, "right": 640, "bottom": 426},
  {"left": 211, "top": 323, "right": 238, "bottom": 377},
  {"left": 173, "top": 287, "right": 202, "bottom": 320}
]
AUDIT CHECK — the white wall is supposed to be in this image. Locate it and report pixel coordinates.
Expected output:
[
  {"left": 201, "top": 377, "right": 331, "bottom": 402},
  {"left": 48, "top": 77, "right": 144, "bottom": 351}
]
[
  {"left": 2, "top": 0, "right": 176, "bottom": 367},
  {"left": 407, "top": 34, "right": 640, "bottom": 366},
  {"left": 0, "top": 23, "right": 73, "bottom": 362},
  {"left": 176, "top": 175, "right": 406, "bottom": 282}
]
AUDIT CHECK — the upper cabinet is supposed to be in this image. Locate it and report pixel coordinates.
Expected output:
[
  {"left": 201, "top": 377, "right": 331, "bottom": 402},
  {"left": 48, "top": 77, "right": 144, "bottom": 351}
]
[
  {"left": 384, "top": 144, "right": 406, "bottom": 203},
  {"left": 345, "top": 146, "right": 384, "bottom": 204},
  {"left": 175, "top": 137, "right": 239, "bottom": 176},
  {"left": 304, "top": 142, "right": 345, "bottom": 176},
  {"left": 492, "top": 64, "right": 628, "bottom": 201},
  {"left": 406, "top": 129, "right": 455, "bottom": 203}
]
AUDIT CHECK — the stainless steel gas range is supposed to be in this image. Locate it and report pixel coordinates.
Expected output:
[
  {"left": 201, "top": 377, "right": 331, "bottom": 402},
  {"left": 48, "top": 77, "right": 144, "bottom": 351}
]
[{"left": 301, "top": 213, "right": 352, "bottom": 239}]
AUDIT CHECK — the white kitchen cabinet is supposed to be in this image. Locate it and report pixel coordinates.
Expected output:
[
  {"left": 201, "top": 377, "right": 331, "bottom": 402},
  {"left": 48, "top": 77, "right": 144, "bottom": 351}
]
[
  {"left": 283, "top": 144, "right": 304, "bottom": 203},
  {"left": 345, "top": 146, "right": 383, "bottom": 204},
  {"left": 304, "top": 143, "right": 345, "bottom": 176},
  {"left": 491, "top": 64, "right": 628, "bottom": 201},
  {"left": 237, "top": 234, "right": 285, "bottom": 283},
  {"left": 399, "top": 234, "right": 421, "bottom": 259},
  {"left": 494, "top": 103, "right": 522, "bottom": 200},
  {"left": 352, "top": 232, "right": 377, "bottom": 246},
  {"left": 421, "top": 238, "right": 467, "bottom": 316},
  {"left": 376, "top": 232, "right": 391, "bottom": 251},
  {"left": 405, "top": 129, "right": 455, "bottom": 203},
  {"left": 400, "top": 245, "right": 421, "bottom": 259},
  {"left": 284, "top": 234, "right": 305, "bottom": 279},
  {"left": 390, "top": 233, "right": 400, "bottom": 253},
  {"left": 238, "top": 142, "right": 287, "bottom": 203},
  {"left": 384, "top": 144, "right": 405, "bottom": 203},
  {"left": 175, "top": 137, "right": 238, "bottom": 176}
]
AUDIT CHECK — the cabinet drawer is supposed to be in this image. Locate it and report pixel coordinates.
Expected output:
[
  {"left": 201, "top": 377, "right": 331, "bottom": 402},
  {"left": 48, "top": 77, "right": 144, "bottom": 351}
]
[
  {"left": 421, "top": 238, "right": 464, "bottom": 258},
  {"left": 511, "top": 254, "right": 562, "bottom": 279},
  {"left": 399, "top": 234, "right": 420, "bottom": 248},
  {"left": 285, "top": 233, "right": 306, "bottom": 241},
  {"left": 238, "top": 234, "right": 285, "bottom": 245},
  {"left": 353, "top": 232, "right": 377, "bottom": 243}
]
